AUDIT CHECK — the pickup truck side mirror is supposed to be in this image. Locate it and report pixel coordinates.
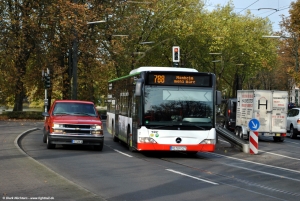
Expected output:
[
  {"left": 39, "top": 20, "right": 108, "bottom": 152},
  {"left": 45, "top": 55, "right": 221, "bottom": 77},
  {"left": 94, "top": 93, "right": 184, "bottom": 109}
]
[{"left": 42, "top": 112, "right": 50, "bottom": 117}]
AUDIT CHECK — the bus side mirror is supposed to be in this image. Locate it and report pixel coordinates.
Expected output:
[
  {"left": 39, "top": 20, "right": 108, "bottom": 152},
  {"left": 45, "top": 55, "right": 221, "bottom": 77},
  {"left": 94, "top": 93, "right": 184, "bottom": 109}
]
[
  {"left": 135, "top": 78, "right": 144, "bottom": 96},
  {"left": 216, "top": 91, "right": 222, "bottom": 105}
]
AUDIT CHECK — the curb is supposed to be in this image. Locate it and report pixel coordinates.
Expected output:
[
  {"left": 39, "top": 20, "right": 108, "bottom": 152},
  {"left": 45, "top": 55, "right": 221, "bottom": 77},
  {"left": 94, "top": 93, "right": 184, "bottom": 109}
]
[{"left": 14, "top": 128, "right": 106, "bottom": 201}]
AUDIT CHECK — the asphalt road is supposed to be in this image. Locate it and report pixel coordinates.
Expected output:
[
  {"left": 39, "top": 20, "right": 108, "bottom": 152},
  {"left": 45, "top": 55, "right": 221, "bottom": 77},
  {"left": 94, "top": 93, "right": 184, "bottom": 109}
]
[
  {"left": 0, "top": 120, "right": 105, "bottom": 201},
  {"left": 19, "top": 121, "right": 300, "bottom": 201}
]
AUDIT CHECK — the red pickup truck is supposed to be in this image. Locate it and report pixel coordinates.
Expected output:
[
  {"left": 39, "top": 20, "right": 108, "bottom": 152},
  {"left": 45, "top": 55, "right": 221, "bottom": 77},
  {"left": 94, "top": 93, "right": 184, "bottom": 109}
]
[{"left": 42, "top": 100, "right": 104, "bottom": 151}]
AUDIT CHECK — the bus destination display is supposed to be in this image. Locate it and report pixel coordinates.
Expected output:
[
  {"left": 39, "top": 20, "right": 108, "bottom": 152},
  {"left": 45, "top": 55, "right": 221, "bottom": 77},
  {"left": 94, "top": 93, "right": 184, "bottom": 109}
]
[{"left": 147, "top": 73, "right": 211, "bottom": 87}]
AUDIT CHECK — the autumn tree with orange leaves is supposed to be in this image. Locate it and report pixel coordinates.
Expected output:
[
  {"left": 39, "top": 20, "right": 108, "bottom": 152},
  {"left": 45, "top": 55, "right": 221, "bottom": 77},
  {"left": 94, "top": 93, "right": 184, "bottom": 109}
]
[{"left": 0, "top": 0, "right": 288, "bottom": 110}]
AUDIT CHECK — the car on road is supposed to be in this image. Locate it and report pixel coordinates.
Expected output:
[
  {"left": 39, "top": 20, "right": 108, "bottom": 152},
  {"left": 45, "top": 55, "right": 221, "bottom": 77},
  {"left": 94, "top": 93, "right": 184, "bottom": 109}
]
[
  {"left": 288, "top": 102, "right": 296, "bottom": 110},
  {"left": 286, "top": 108, "right": 300, "bottom": 139},
  {"left": 42, "top": 100, "right": 104, "bottom": 150},
  {"left": 220, "top": 98, "right": 237, "bottom": 131}
]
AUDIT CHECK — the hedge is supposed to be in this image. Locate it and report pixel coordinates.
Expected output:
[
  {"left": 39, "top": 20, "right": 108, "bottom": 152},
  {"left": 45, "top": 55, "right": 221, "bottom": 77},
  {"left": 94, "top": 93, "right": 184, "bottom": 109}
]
[
  {"left": 0, "top": 110, "right": 107, "bottom": 120},
  {"left": 0, "top": 111, "right": 44, "bottom": 120}
]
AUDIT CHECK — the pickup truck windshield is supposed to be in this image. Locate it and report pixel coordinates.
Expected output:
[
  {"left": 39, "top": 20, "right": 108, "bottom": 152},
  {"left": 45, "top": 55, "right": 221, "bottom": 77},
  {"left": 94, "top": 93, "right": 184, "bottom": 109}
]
[{"left": 53, "top": 102, "right": 97, "bottom": 116}]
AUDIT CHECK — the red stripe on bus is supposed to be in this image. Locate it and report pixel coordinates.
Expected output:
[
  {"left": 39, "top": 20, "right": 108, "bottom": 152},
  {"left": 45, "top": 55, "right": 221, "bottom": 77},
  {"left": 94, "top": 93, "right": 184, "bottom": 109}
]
[{"left": 137, "top": 143, "right": 215, "bottom": 152}]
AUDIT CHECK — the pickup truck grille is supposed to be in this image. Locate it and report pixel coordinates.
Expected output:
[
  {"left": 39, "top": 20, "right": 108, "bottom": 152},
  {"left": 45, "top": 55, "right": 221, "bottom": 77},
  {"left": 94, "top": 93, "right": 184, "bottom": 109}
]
[
  {"left": 64, "top": 125, "right": 90, "bottom": 129},
  {"left": 54, "top": 124, "right": 98, "bottom": 135}
]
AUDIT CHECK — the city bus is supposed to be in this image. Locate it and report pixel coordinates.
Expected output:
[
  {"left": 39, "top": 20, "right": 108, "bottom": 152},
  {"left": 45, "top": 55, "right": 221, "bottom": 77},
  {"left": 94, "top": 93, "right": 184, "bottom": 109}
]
[{"left": 106, "top": 66, "right": 221, "bottom": 153}]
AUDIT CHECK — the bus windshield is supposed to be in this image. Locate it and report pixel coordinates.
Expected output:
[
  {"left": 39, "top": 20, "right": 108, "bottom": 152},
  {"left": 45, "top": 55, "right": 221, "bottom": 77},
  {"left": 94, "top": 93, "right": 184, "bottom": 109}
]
[{"left": 144, "top": 86, "right": 214, "bottom": 127}]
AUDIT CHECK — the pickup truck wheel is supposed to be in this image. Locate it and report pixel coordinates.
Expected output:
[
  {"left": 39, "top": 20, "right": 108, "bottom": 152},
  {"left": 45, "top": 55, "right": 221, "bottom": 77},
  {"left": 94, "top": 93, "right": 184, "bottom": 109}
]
[
  {"left": 46, "top": 135, "right": 55, "bottom": 149},
  {"left": 43, "top": 128, "right": 47, "bottom": 143},
  {"left": 290, "top": 125, "right": 297, "bottom": 139},
  {"left": 94, "top": 143, "right": 103, "bottom": 151}
]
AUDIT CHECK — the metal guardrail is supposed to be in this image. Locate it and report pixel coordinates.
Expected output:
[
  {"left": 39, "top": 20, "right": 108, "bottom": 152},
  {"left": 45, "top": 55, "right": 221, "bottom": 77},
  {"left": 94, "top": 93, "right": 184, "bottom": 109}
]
[{"left": 216, "top": 126, "right": 249, "bottom": 153}]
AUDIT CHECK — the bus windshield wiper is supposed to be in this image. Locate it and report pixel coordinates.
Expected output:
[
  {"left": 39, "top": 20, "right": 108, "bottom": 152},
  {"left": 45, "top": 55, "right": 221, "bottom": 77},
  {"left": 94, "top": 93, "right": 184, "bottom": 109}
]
[
  {"left": 150, "top": 125, "right": 176, "bottom": 129},
  {"left": 194, "top": 125, "right": 206, "bottom": 130}
]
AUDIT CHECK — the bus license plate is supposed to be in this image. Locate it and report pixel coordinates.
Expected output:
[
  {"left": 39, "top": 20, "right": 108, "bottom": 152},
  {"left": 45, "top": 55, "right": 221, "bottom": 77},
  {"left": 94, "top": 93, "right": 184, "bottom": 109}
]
[
  {"left": 170, "top": 146, "right": 186, "bottom": 151},
  {"left": 72, "top": 140, "right": 83, "bottom": 144}
]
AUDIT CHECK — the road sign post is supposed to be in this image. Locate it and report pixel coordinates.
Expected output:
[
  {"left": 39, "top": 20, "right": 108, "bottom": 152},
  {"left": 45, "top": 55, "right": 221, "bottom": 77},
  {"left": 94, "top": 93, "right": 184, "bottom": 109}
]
[{"left": 248, "top": 118, "right": 260, "bottom": 154}]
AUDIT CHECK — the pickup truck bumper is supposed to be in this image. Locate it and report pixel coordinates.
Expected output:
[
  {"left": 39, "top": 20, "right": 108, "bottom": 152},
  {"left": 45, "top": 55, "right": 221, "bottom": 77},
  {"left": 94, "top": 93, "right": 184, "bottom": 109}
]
[{"left": 48, "top": 134, "right": 104, "bottom": 145}]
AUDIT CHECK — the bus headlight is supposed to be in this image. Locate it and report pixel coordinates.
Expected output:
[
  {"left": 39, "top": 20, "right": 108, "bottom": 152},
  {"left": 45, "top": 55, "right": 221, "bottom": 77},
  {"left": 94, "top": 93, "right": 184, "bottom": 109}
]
[
  {"left": 200, "top": 139, "right": 216, "bottom": 144},
  {"left": 139, "top": 137, "right": 157, "bottom": 143}
]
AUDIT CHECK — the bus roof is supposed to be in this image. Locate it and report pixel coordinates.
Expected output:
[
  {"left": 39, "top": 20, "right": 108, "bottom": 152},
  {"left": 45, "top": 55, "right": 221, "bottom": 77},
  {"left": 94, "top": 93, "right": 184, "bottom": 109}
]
[{"left": 129, "top": 66, "right": 198, "bottom": 75}]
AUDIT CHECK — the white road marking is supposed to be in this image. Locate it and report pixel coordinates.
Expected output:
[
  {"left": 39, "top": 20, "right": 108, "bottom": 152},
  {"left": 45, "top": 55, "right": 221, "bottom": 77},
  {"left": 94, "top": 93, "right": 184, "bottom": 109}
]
[
  {"left": 227, "top": 164, "right": 300, "bottom": 182},
  {"left": 166, "top": 169, "right": 219, "bottom": 185},
  {"left": 204, "top": 152, "right": 300, "bottom": 174},
  {"left": 114, "top": 149, "right": 133, "bottom": 157},
  {"left": 286, "top": 140, "right": 300, "bottom": 145},
  {"left": 260, "top": 151, "right": 300, "bottom": 161}
]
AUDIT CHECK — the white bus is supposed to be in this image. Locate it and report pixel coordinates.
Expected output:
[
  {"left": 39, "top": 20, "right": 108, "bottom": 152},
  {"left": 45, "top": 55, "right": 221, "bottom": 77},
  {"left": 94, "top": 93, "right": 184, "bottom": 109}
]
[{"left": 106, "top": 66, "right": 221, "bottom": 153}]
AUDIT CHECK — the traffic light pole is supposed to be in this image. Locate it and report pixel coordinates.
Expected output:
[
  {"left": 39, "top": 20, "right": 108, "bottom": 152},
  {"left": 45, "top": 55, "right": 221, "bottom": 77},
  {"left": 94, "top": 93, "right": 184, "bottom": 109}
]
[
  {"left": 42, "top": 68, "right": 50, "bottom": 113},
  {"left": 44, "top": 88, "right": 47, "bottom": 113}
]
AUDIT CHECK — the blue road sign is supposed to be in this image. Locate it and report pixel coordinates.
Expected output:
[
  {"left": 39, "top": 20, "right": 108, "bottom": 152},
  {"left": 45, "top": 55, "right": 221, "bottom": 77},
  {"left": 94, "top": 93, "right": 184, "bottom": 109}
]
[{"left": 248, "top": 118, "right": 260, "bottom": 131}]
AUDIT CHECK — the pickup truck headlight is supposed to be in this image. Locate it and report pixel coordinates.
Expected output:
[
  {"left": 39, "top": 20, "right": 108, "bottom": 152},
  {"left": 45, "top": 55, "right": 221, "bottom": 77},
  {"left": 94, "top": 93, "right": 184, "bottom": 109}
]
[
  {"left": 52, "top": 124, "right": 64, "bottom": 133},
  {"left": 53, "top": 123, "right": 64, "bottom": 128},
  {"left": 91, "top": 125, "right": 102, "bottom": 129}
]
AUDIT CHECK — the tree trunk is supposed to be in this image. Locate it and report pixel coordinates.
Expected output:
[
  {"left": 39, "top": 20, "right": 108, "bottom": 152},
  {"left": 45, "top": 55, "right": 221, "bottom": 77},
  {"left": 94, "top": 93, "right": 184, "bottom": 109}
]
[{"left": 13, "top": 50, "right": 31, "bottom": 111}]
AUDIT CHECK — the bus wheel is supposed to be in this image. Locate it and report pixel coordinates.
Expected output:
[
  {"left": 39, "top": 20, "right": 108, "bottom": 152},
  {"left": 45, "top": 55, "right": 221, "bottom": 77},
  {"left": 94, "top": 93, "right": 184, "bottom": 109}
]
[
  {"left": 112, "top": 121, "right": 118, "bottom": 142},
  {"left": 186, "top": 151, "right": 198, "bottom": 156},
  {"left": 127, "top": 126, "right": 134, "bottom": 152}
]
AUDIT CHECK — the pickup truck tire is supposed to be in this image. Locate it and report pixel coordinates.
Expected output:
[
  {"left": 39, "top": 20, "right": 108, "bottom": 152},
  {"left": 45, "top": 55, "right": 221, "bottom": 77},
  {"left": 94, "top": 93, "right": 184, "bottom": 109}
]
[
  {"left": 46, "top": 135, "right": 55, "bottom": 149},
  {"left": 43, "top": 128, "right": 47, "bottom": 143},
  {"left": 290, "top": 125, "right": 297, "bottom": 139},
  {"left": 94, "top": 143, "right": 103, "bottom": 151}
]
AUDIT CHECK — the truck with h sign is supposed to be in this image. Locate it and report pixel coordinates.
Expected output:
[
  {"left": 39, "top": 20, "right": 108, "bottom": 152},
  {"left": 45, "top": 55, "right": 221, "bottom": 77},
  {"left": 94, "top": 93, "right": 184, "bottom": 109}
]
[{"left": 235, "top": 90, "right": 288, "bottom": 142}]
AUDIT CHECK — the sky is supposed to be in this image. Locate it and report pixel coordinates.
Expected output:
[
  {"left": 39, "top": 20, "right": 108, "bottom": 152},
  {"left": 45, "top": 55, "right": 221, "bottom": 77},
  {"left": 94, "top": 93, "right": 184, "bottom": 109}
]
[{"left": 205, "top": 0, "right": 295, "bottom": 31}]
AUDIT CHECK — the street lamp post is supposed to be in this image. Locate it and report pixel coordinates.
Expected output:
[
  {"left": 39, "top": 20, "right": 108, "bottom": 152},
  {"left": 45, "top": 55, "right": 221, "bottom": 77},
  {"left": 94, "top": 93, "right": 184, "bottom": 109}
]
[
  {"left": 263, "top": 35, "right": 299, "bottom": 105},
  {"left": 262, "top": 35, "right": 299, "bottom": 71},
  {"left": 71, "top": 20, "right": 106, "bottom": 100},
  {"left": 209, "top": 53, "right": 223, "bottom": 87}
]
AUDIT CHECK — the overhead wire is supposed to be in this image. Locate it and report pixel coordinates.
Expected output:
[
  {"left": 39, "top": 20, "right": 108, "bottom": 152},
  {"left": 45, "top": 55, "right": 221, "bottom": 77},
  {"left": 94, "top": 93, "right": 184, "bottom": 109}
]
[{"left": 238, "top": 0, "right": 259, "bottom": 13}]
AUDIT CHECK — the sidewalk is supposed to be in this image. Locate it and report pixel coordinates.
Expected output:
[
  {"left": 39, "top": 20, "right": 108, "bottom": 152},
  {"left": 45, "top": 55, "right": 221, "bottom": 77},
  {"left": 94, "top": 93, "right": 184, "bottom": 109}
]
[{"left": 0, "top": 120, "right": 106, "bottom": 201}]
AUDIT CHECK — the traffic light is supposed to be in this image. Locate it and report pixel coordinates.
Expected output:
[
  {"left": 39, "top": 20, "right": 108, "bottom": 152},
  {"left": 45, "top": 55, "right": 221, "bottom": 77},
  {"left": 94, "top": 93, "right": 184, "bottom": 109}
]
[
  {"left": 44, "top": 75, "right": 51, "bottom": 88},
  {"left": 172, "top": 46, "right": 180, "bottom": 62}
]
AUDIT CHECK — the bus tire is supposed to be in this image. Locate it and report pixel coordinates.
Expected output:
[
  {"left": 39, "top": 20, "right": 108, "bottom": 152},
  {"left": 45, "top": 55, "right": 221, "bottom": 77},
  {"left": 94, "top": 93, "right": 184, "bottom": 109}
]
[
  {"left": 127, "top": 126, "right": 134, "bottom": 152},
  {"left": 112, "top": 121, "right": 119, "bottom": 142}
]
